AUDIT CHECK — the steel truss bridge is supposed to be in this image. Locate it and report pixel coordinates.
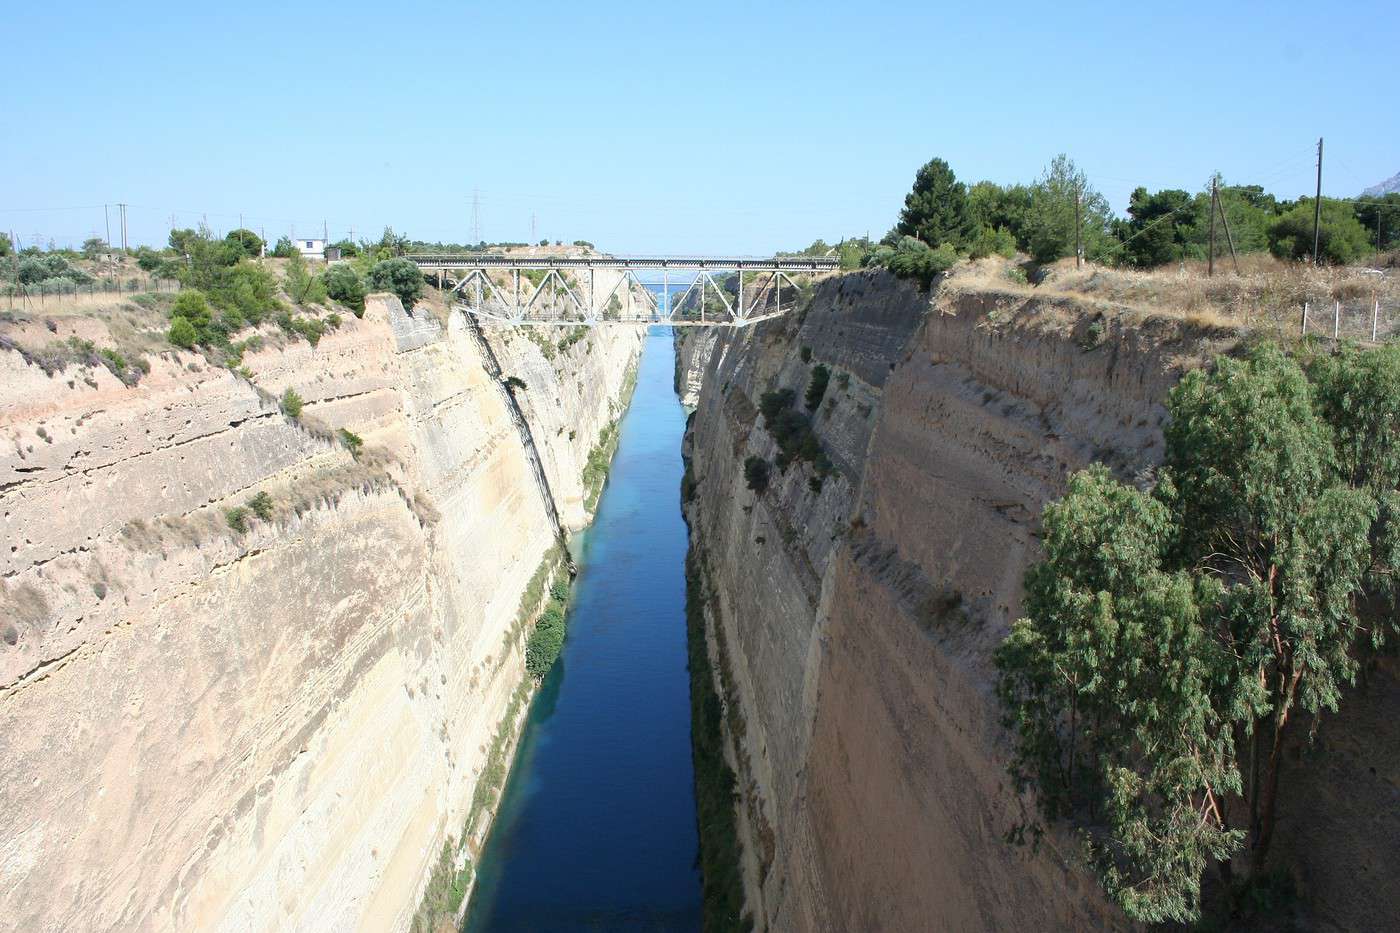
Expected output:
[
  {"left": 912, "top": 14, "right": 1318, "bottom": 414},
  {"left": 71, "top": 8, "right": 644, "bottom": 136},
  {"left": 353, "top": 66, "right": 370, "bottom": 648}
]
[{"left": 406, "top": 254, "right": 840, "bottom": 327}]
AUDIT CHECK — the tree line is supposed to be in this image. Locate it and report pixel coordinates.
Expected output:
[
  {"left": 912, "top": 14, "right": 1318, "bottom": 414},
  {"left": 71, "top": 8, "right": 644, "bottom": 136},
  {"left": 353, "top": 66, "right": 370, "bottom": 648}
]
[{"left": 790, "top": 155, "right": 1399, "bottom": 286}]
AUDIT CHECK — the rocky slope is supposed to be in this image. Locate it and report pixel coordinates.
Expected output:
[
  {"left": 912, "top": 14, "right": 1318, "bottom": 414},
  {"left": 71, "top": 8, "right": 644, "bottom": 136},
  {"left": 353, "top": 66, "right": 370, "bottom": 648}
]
[
  {"left": 0, "top": 291, "right": 641, "bottom": 931},
  {"left": 680, "top": 266, "right": 1400, "bottom": 931}
]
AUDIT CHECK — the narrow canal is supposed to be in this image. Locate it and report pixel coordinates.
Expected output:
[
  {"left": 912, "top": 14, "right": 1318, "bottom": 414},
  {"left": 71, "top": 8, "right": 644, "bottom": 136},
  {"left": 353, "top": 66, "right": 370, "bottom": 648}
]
[{"left": 464, "top": 327, "right": 704, "bottom": 931}]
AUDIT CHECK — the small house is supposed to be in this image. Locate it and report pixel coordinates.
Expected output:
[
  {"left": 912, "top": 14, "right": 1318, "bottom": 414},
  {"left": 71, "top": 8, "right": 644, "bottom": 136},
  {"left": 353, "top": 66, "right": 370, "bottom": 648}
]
[{"left": 296, "top": 238, "right": 326, "bottom": 261}]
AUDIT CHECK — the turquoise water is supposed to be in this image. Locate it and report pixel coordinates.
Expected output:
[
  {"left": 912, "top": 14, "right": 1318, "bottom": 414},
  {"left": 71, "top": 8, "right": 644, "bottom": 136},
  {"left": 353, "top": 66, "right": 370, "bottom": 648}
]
[{"left": 464, "top": 328, "right": 703, "bottom": 932}]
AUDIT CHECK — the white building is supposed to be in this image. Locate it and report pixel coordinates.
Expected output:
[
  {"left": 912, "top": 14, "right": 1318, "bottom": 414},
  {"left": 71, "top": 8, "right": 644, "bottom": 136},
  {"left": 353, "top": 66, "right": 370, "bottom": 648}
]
[{"left": 295, "top": 237, "right": 326, "bottom": 261}]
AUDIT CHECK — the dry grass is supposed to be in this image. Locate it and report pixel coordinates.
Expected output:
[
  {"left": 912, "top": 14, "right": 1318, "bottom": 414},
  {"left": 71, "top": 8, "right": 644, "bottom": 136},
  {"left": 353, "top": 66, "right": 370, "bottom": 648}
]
[{"left": 947, "top": 256, "right": 1399, "bottom": 341}]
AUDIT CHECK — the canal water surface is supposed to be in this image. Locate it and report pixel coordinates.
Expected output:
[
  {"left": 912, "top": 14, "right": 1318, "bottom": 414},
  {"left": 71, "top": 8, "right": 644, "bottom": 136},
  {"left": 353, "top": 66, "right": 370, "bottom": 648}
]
[{"left": 464, "top": 327, "right": 703, "bottom": 931}]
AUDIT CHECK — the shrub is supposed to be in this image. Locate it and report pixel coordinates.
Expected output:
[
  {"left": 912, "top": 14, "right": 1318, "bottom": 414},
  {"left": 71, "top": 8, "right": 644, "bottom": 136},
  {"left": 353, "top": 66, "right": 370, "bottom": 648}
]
[
  {"left": 368, "top": 257, "right": 424, "bottom": 309},
  {"left": 504, "top": 375, "right": 527, "bottom": 391},
  {"left": 224, "top": 228, "right": 264, "bottom": 259},
  {"left": 871, "top": 237, "right": 958, "bottom": 287},
  {"left": 744, "top": 456, "right": 771, "bottom": 494},
  {"left": 799, "top": 346, "right": 812, "bottom": 363},
  {"left": 225, "top": 506, "right": 249, "bottom": 533},
  {"left": 805, "top": 364, "right": 830, "bottom": 411},
  {"left": 133, "top": 246, "right": 163, "bottom": 272},
  {"left": 247, "top": 491, "right": 274, "bottom": 521},
  {"left": 1268, "top": 197, "right": 1373, "bottom": 265},
  {"left": 525, "top": 579, "right": 571, "bottom": 679},
  {"left": 758, "top": 388, "right": 834, "bottom": 475},
  {"left": 339, "top": 427, "right": 364, "bottom": 458},
  {"left": 271, "top": 236, "right": 297, "bottom": 258},
  {"left": 168, "top": 316, "right": 198, "bottom": 349},
  {"left": 322, "top": 264, "right": 367, "bottom": 316},
  {"left": 280, "top": 388, "right": 304, "bottom": 419},
  {"left": 969, "top": 225, "right": 1018, "bottom": 259},
  {"left": 284, "top": 252, "right": 327, "bottom": 305},
  {"left": 171, "top": 289, "right": 213, "bottom": 326}
]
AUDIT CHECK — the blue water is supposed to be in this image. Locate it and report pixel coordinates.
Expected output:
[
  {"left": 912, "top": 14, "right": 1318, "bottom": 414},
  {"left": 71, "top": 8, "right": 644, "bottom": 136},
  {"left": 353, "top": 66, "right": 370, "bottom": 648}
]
[{"left": 464, "top": 328, "right": 703, "bottom": 932}]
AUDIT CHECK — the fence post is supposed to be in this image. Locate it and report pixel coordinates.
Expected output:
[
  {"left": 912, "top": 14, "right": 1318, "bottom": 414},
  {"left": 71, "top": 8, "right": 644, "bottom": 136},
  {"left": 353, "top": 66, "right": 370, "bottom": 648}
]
[
  {"left": 1302, "top": 301, "right": 1309, "bottom": 335},
  {"left": 1376, "top": 299, "right": 1381, "bottom": 343},
  {"left": 1334, "top": 300, "right": 1340, "bottom": 339}
]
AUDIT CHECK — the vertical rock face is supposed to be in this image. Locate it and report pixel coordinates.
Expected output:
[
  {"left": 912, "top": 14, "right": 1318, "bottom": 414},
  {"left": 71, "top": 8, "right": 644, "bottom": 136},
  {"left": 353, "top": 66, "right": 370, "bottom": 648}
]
[
  {"left": 0, "top": 295, "right": 641, "bottom": 931},
  {"left": 680, "top": 270, "right": 1223, "bottom": 931},
  {"left": 674, "top": 328, "right": 720, "bottom": 412}
]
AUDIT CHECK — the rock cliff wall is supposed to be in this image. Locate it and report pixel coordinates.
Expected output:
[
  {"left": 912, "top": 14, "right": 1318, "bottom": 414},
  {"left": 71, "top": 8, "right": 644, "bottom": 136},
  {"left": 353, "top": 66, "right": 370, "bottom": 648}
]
[
  {"left": 683, "top": 267, "right": 1400, "bottom": 932},
  {"left": 0, "top": 293, "right": 641, "bottom": 931},
  {"left": 680, "top": 269, "right": 1223, "bottom": 931}
]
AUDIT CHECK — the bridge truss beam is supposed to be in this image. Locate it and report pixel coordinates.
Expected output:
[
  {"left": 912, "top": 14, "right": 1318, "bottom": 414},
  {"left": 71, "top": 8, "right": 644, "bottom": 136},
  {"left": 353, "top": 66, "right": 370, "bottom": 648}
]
[{"left": 419, "top": 255, "right": 830, "bottom": 327}]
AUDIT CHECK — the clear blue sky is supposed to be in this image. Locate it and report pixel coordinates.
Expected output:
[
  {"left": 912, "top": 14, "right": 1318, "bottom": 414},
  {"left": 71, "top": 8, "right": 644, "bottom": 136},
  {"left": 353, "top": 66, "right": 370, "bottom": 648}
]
[{"left": 2, "top": 0, "right": 1395, "bottom": 254}]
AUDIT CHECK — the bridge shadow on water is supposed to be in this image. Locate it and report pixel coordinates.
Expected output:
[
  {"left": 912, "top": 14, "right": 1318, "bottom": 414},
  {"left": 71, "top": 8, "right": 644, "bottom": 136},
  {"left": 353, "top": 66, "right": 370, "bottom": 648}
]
[{"left": 463, "top": 327, "right": 703, "bottom": 933}]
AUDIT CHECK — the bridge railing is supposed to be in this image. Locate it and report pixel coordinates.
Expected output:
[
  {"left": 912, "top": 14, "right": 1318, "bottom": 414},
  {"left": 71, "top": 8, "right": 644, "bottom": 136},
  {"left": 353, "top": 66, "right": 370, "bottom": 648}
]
[{"left": 405, "top": 253, "right": 840, "bottom": 272}]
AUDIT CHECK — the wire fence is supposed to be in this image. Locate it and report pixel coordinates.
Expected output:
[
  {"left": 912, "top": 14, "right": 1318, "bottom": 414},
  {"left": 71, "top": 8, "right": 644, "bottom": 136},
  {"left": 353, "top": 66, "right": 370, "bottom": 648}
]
[
  {"left": 3, "top": 276, "right": 181, "bottom": 310},
  {"left": 1299, "top": 296, "right": 1400, "bottom": 343}
]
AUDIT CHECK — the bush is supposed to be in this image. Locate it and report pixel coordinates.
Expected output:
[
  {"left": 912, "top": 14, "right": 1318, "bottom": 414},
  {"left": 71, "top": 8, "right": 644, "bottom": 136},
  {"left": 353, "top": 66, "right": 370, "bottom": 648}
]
[
  {"left": 744, "top": 456, "right": 771, "bottom": 494},
  {"left": 133, "top": 246, "right": 163, "bottom": 272},
  {"left": 322, "top": 264, "right": 367, "bottom": 316},
  {"left": 339, "top": 427, "right": 364, "bottom": 458},
  {"left": 368, "top": 257, "right": 424, "bottom": 309},
  {"left": 271, "top": 236, "right": 296, "bottom": 258},
  {"left": 525, "top": 578, "right": 571, "bottom": 679},
  {"left": 804, "top": 364, "right": 830, "bottom": 411},
  {"left": 969, "top": 225, "right": 1018, "bottom": 259},
  {"left": 225, "top": 229, "right": 264, "bottom": 259},
  {"left": 225, "top": 507, "right": 249, "bottom": 533},
  {"left": 871, "top": 237, "right": 958, "bottom": 287},
  {"left": 280, "top": 388, "right": 304, "bottom": 419},
  {"left": 284, "top": 252, "right": 327, "bottom": 305},
  {"left": 247, "top": 491, "right": 274, "bottom": 521},
  {"left": 1268, "top": 197, "right": 1373, "bottom": 264},
  {"left": 758, "top": 388, "right": 834, "bottom": 475},
  {"left": 171, "top": 289, "right": 213, "bottom": 326},
  {"left": 168, "top": 316, "right": 198, "bottom": 349}
]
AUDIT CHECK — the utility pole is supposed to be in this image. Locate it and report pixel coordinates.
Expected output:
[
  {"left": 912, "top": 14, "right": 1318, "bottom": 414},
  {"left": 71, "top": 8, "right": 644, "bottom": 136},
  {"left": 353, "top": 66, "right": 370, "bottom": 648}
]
[
  {"left": 472, "top": 189, "right": 481, "bottom": 245},
  {"left": 1312, "top": 137, "right": 1324, "bottom": 264},
  {"left": 1074, "top": 186, "right": 1083, "bottom": 269},
  {"left": 116, "top": 203, "right": 128, "bottom": 253},
  {"left": 104, "top": 205, "right": 114, "bottom": 282},
  {"left": 1209, "top": 178, "right": 1218, "bottom": 277},
  {"left": 531, "top": 212, "right": 537, "bottom": 243}
]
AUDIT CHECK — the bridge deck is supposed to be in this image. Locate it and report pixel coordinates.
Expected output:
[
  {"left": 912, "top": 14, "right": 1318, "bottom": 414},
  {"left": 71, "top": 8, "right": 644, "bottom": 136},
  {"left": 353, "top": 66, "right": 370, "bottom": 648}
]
[{"left": 406, "top": 253, "right": 839, "bottom": 272}]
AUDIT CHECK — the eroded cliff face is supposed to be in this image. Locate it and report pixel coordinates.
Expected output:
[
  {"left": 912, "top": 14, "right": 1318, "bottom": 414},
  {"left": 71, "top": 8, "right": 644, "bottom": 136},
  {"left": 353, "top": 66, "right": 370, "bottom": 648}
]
[
  {"left": 680, "top": 269, "right": 1233, "bottom": 931},
  {"left": 0, "top": 294, "right": 640, "bottom": 931},
  {"left": 673, "top": 329, "right": 719, "bottom": 412}
]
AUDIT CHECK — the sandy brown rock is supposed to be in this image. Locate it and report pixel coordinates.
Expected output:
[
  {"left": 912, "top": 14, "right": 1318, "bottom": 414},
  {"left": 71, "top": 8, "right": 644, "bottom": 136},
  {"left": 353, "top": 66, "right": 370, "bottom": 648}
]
[
  {"left": 0, "top": 294, "right": 641, "bottom": 931},
  {"left": 681, "top": 269, "right": 1224, "bottom": 931}
]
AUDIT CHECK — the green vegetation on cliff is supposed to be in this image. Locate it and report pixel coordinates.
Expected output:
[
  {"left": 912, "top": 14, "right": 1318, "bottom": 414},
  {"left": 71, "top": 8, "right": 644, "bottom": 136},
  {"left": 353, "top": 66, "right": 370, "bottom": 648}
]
[
  {"left": 996, "top": 341, "right": 1400, "bottom": 923},
  {"left": 684, "top": 551, "right": 754, "bottom": 933}
]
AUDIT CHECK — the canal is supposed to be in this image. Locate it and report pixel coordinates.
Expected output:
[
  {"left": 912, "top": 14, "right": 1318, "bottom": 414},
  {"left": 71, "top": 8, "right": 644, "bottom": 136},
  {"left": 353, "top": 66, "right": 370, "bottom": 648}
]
[{"left": 464, "top": 327, "right": 704, "bottom": 931}]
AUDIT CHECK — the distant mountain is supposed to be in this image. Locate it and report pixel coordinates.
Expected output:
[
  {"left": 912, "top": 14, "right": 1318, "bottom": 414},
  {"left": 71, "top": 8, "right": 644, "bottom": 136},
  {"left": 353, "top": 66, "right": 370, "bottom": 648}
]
[{"left": 1362, "top": 171, "right": 1400, "bottom": 196}]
